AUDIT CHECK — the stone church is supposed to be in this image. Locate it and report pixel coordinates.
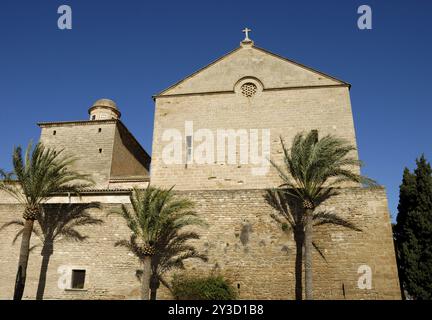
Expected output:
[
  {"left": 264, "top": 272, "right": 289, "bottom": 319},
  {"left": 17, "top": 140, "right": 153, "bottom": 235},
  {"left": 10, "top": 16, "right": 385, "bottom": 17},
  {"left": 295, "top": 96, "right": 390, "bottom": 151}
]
[{"left": 0, "top": 32, "right": 401, "bottom": 299}]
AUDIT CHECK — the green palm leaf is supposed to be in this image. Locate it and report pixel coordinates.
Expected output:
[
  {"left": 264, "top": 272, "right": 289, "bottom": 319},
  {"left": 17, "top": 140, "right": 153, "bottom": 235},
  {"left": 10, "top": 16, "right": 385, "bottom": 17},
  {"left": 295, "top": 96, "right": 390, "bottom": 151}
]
[
  {"left": 265, "top": 130, "right": 374, "bottom": 300},
  {"left": 113, "top": 186, "right": 207, "bottom": 299}
]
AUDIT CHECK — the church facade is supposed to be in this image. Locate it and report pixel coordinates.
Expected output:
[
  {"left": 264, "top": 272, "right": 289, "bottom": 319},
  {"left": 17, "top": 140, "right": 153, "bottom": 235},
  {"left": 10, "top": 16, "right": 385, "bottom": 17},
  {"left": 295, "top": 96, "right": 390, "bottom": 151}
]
[{"left": 0, "top": 34, "right": 401, "bottom": 299}]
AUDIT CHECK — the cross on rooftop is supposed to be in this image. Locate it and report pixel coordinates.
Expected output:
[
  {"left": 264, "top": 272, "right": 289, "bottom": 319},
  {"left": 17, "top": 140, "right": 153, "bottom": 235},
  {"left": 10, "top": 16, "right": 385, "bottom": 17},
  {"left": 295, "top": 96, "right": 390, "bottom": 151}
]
[{"left": 242, "top": 28, "right": 252, "bottom": 41}]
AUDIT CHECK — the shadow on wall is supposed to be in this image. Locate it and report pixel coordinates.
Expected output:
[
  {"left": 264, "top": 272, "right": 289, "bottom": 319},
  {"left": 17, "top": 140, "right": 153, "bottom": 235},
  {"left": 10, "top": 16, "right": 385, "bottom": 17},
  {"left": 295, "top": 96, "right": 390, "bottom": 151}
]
[
  {"left": 0, "top": 202, "right": 103, "bottom": 300},
  {"left": 264, "top": 189, "right": 362, "bottom": 300}
]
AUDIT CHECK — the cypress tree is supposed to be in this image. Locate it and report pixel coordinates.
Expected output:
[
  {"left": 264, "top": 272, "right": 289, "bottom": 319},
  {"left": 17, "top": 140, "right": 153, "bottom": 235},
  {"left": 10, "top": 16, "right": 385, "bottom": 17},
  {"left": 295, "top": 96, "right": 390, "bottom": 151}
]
[
  {"left": 395, "top": 155, "right": 432, "bottom": 299},
  {"left": 395, "top": 168, "right": 417, "bottom": 232}
]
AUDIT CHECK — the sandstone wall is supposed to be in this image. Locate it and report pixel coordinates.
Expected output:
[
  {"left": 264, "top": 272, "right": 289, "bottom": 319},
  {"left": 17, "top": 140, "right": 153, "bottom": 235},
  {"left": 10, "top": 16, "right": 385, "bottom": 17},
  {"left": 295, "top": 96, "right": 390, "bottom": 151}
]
[
  {"left": 110, "top": 123, "right": 150, "bottom": 178},
  {"left": 39, "top": 121, "right": 117, "bottom": 188},
  {"left": 159, "top": 45, "right": 341, "bottom": 95},
  {"left": 151, "top": 86, "right": 359, "bottom": 190},
  {"left": 0, "top": 187, "right": 400, "bottom": 300},
  {"left": 0, "top": 203, "right": 142, "bottom": 299},
  {"left": 38, "top": 120, "right": 150, "bottom": 189}
]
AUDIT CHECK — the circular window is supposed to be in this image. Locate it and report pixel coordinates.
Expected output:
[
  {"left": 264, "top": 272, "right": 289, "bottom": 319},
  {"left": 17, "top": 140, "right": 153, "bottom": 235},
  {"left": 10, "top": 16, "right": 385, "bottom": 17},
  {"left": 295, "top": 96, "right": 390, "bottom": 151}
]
[{"left": 241, "top": 83, "right": 257, "bottom": 98}]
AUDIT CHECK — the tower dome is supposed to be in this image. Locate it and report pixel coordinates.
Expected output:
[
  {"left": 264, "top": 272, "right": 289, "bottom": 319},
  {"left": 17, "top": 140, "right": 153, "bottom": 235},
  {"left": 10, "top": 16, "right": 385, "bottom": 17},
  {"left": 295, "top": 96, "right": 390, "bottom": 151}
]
[{"left": 88, "top": 98, "right": 121, "bottom": 120}]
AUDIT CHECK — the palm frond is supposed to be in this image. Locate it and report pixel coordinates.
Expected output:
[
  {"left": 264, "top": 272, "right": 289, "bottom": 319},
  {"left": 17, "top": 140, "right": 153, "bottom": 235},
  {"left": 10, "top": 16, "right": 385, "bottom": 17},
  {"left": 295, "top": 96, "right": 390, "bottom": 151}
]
[
  {"left": 115, "top": 186, "right": 207, "bottom": 287},
  {"left": 270, "top": 131, "right": 376, "bottom": 205},
  {"left": 158, "top": 275, "right": 173, "bottom": 292},
  {"left": 29, "top": 244, "right": 41, "bottom": 253},
  {"left": 2, "top": 142, "right": 95, "bottom": 209},
  {"left": 313, "top": 211, "right": 362, "bottom": 231},
  {"left": 2, "top": 220, "right": 42, "bottom": 245},
  {"left": 12, "top": 229, "right": 24, "bottom": 245},
  {"left": 312, "top": 241, "right": 327, "bottom": 263},
  {"left": 0, "top": 219, "right": 25, "bottom": 232},
  {"left": 4, "top": 202, "right": 102, "bottom": 249},
  {"left": 264, "top": 188, "right": 296, "bottom": 228}
]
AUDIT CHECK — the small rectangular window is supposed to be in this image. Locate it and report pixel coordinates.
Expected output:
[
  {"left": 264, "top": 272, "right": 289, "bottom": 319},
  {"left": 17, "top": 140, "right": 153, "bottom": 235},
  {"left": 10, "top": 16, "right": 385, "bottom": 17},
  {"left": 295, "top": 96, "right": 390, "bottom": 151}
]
[
  {"left": 98, "top": 128, "right": 102, "bottom": 133},
  {"left": 71, "top": 269, "right": 86, "bottom": 289},
  {"left": 53, "top": 130, "right": 56, "bottom": 135},
  {"left": 186, "top": 135, "right": 192, "bottom": 164},
  {"left": 91, "top": 115, "right": 96, "bottom": 120}
]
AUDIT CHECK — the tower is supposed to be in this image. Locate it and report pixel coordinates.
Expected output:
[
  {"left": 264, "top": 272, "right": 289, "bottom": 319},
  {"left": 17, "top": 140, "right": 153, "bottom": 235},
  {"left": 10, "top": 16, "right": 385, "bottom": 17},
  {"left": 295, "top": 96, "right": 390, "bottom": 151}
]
[
  {"left": 38, "top": 99, "right": 150, "bottom": 188},
  {"left": 88, "top": 98, "right": 121, "bottom": 121}
]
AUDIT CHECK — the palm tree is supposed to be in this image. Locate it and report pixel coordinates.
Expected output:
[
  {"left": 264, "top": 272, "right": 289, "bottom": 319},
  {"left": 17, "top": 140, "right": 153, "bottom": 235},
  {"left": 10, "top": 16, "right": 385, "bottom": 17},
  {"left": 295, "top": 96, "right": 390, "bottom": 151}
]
[
  {"left": 268, "top": 131, "right": 376, "bottom": 300},
  {"left": 149, "top": 223, "right": 208, "bottom": 299},
  {"left": 113, "top": 186, "right": 206, "bottom": 300},
  {"left": 265, "top": 189, "right": 361, "bottom": 300},
  {"left": 0, "top": 203, "right": 103, "bottom": 299},
  {"left": 0, "top": 142, "right": 92, "bottom": 300},
  {"left": 134, "top": 228, "right": 208, "bottom": 300}
]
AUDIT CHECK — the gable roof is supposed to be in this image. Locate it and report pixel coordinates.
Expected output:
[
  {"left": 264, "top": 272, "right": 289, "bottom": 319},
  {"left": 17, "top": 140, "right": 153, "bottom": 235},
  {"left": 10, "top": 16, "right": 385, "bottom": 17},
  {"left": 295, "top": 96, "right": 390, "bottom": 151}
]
[
  {"left": 253, "top": 45, "right": 350, "bottom": 87},
  {"left": 154, "top": 44, "right": 350, "bottom": 99}
]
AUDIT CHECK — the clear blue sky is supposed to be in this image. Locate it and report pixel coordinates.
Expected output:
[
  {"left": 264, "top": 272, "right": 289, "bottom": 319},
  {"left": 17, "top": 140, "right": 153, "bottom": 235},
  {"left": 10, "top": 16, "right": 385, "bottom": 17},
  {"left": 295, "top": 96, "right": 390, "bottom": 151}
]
[{"left": 0, "top": 0, "right": 431, "bottom": 220}]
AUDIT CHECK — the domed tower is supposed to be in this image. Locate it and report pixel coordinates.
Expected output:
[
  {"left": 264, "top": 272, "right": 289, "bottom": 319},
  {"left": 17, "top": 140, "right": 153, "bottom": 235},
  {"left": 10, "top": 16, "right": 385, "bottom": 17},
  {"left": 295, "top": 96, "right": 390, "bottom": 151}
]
[
  {"left": 88, "top": 98, "right": 121, "bottom": 120},
  {"left": 38, "top": 97, "right": 150, "bottom": 188}
]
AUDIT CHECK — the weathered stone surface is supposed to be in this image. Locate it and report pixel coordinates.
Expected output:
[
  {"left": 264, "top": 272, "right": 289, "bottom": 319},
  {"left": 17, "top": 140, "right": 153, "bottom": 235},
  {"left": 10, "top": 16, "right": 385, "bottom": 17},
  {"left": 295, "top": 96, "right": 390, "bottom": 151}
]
[
  {"left": 38, "top": 120, "right": 150, "bottom": 188},
  {"left": 0, "top": 188, "right": 400, "bottom": 300},
  {"left": 151, "top": 44, "right": 358, "bottom": 190},
  {"left": 157, "top": 45, "right": 344, "bottom": 96}
]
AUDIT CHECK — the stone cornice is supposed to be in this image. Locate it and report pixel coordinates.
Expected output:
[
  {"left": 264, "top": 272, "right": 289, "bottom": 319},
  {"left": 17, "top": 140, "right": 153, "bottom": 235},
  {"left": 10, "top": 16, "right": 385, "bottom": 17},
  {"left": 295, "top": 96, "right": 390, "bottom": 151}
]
[
  {"left": 37, "top": 119, "right": 117, "bottom": 127},
  {"left": 109, "top": 177, "right": 150, "bottom": 182},
  {"left": 153, "top": 83, "right": 350, "bottom": 100}
]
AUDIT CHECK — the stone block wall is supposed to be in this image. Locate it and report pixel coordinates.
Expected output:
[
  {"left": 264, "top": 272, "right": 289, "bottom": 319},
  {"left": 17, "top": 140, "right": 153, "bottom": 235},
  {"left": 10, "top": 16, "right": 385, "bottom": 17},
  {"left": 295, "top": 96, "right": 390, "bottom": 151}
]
[
  {"left": 38, "top": 120, "right": 150, "bottom": 189},
  {"left": 0, "top": 187, "right": 400, "bottom": 300},
  {"left": 39, "top": 121, "right": 117, "bottom": 188},
  {"left": 151, "top": 86, "right": 359, "bottom": 190},
  {"left": 110, "top": 122, "right": 150, "bottom": 178}
]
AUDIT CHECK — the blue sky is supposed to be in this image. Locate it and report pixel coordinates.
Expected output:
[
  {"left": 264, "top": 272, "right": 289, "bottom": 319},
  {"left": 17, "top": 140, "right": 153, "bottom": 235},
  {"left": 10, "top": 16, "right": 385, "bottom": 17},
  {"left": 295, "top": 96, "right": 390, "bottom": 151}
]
[{"left": 0, "top": 0, "right": 431, "bottom": 220}]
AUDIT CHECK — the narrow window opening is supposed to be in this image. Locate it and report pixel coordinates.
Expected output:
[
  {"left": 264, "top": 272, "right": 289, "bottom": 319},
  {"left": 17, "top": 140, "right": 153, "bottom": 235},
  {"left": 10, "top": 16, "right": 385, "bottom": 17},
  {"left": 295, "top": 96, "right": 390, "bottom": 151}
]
[
  {"left": 91, "top": 115, "right": 96, "bottom": 120},
  {"left": 53, "top": 130, "right": 56, "bottom": 136},
  {"left": 99, "top": 148, "right": 102, "bottom": 153},
  {"left": 98, "top": 128, "right": 102, "bottom": 133},
  {"left": 71, "top": 269, "right": 86, "bottom": 289},
  {"left": 185, "top": 135, "right": 192, "bottom": 167}
]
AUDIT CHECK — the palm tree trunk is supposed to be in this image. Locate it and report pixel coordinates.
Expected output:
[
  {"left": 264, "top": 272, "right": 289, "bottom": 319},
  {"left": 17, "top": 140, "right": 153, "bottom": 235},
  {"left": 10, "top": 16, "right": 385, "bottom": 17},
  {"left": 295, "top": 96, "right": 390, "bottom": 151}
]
[
  {"left": 13, "top": 219, "right": 34, "bottom": 300},
  {"left": 36, "top": 243, "right": 53, "bottom": 300},
  {"left": 141, "top": 256, "right": 152, "bottom": 300},
  {"left": 150, "top": 288, "right": 157, "bottom": 300},
  {"left": 150, "top": 275, "right": 159, "bottom": 300},
  {"left": 304, "top": 208, "right": 313, "bottom": 300},
  {"left": 294, "top": 229, "right": 304, "bottom": 300}
]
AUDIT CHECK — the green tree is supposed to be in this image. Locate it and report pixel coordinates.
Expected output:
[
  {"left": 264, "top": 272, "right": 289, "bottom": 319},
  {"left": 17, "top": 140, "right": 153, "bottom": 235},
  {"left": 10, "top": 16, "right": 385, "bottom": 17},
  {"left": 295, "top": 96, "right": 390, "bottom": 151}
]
[
  {"left": 171, "top": 274, "right": 237, "bottom": 300},
  {"left": 395, "top": 155, "right": 432, "bottom": 299},
  {"left": 113, "top": 186, "right": 206, "bottom": 300},
  {"left": 134, "top": 220, "right": 208, "bottom": 300},
  {"left": 149, "top": 222, "right": 208, "bottom": 300},
  {"left": 1, "top": 203, "right": 103, "bottom": 300},
  {"left": 265, "top": 189, "right": 361, "bottom": 300},
  {"left": 0, "top": 142, "right": 92, "bottom": 300},
  {"left": 268, "top": 131, "right": 375, "bottom": 300}
]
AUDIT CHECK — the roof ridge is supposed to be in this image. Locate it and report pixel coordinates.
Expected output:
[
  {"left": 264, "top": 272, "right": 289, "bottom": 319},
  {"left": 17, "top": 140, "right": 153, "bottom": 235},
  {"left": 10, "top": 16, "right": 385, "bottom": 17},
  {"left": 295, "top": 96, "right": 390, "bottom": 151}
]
[
  {"left": 153, "top": 44, "right": 350, "bottom": 99},
  {"left": 153, "top": 46, "right": 242, "bottom": 99},
  {"left": 252, "top": 45, "right": 350, "bottom": 87}
]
